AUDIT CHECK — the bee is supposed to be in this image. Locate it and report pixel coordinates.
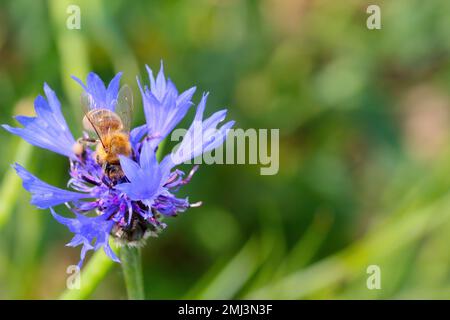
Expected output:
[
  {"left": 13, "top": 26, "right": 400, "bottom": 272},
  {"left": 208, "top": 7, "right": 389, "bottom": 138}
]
[{"left": 79, "top": 85, "right": 134, "bottom": 182}]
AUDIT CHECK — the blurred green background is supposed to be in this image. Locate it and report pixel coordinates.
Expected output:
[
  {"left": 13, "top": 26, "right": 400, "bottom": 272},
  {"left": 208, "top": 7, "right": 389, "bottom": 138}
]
[{"left": 1, "top": 0, "right": 450, "bottom": 299}]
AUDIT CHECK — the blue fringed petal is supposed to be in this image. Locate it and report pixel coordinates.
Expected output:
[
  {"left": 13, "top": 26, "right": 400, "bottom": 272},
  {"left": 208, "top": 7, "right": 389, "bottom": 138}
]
[
  {"left": 51, "top": 208, "right": 119, "bottom": 267},
  {"left": 14, "top": 163, "right": 91, "bottom": 209},
  {"left": 2, "top": 84, "right": 77, "bottom": 159},
  {"left": 116, "top": 141, "right": 164, "bottom": 204},
  {"left": 138, "top": 62, "right": 196, "bottom": 150},
  {"left": 161, "top": 93, "right": 235, "bottom": 171},
  {"left": 129, "top": 124, "right": 148, "bottom": 149},
  {"left": 71, "top": 72, "right": 122, "bottom": 111}
]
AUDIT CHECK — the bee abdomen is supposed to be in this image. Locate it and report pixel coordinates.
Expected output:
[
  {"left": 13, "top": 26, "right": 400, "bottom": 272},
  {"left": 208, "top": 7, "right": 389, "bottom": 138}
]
[{"left": 83, "top": 108, "right": 123, "bottom": 133}]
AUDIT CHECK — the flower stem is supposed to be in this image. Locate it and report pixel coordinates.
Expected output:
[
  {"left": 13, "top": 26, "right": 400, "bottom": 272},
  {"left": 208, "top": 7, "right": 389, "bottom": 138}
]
[{"left": 120, "top": 246, "right": 145, "bottom": 300}]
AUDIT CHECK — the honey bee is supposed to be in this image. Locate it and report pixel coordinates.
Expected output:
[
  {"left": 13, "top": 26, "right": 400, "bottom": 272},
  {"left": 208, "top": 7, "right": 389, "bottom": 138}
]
[{"left": 79, "top": 85, "right": 134, "bottom": 182}]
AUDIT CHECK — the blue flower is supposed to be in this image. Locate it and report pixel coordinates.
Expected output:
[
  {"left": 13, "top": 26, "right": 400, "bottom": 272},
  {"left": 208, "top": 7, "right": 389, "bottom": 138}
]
[
  {"left": 72, "top": 72, "right": 123, "bottom": 110},
  {"left": 2, "top": 84, "right": 77, "bottom": 159},
  {"left": 138, "top": 62, "right": 196, "bottom": 149},
  {"left": 2, "top": 64, "right": 234, "bottom": 267}
]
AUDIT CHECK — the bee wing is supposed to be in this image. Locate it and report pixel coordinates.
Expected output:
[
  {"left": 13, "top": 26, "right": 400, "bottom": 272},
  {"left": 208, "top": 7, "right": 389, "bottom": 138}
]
[
  {"left": 80, "top": 91, "right": 107, "bottom": 148},
  {"left": 115, "top": 85, "right": 134, "bottom": 134}
]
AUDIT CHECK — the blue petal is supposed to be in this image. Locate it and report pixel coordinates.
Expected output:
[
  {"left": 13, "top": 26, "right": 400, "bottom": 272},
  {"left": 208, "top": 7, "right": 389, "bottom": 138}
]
[
  {"left": 113, "top": 182, "right": 142, "bottom": 200},
  {"left": 118, "top": 155, "right": 141, "bottom": 183},
  {"left": 14, "top": 164, "right": 91, "bottom": 209},
  {"left": 116, "top": 141, "right": 163, "bottom": 202},
  {"left": 194, "top": 92, "right": 208, "bottom": 122},
  {"left": 177, "top": 86, "right": 196, "bottom": 108},
  {"left": 106, "top": 72, "right": 123, "bottom": 109},
  {"left": 14, "top": 115, "right": 34, "bottom": 126},
  {"left": 129, "top": 124, "right": 148, "bottom": 148},
  {"left": 71, "top": 72, "right": 122, "bottom": 111},
  {"left": 87, "top": 72, "right": 107, "bottom": 107},
  {"left": 154, "top": 193, "right": 190, "bottom": 216},
  {"left": 139, "top": 138, "right": 158, "bottom": 171},
  {"left": 138, "top": 62, "right": 196, "bottom": 150},
  {"left": 2, "top": 84, "right": 76, "bottom": 159},
  {"left": 162, "top": 93, "right": 235, "bottom": 169},
  {"left": 154, "top": 61, "right": 166, "bottom": 101},
  {"left": 51, "top": 208, "right": 119, "bottom": 267}
]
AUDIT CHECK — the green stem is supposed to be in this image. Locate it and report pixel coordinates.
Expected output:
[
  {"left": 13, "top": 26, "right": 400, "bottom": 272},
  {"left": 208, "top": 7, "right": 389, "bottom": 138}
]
[{"left": 120, "top": 246, "right": 145, "bottom": 300}]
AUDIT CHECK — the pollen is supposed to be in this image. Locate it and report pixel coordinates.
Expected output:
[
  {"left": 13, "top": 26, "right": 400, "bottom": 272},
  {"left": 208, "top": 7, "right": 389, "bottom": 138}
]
[{"left": 72, "top": 142, "right": 84, "bottom": 156}]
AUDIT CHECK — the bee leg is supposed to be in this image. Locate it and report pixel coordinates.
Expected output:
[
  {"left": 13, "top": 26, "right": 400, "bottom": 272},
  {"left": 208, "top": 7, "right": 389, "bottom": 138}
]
[
  {"left": 77, "top": 137, "right": 98, "bottom": 146},
  {"left": 102, "top": 162, "right": 109, "bottom": 175}
]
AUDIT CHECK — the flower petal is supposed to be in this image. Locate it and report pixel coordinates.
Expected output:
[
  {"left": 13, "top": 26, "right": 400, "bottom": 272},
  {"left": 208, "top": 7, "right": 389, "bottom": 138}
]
[
  {"left": 118, "top": 155, "right": 142, "bottom": 183},
  {"left": 163, "top": 93, "right": 234, "bottom": 169},
  {"left": 2, "top": 84, "right": 76, "bottom": 159},
  {"left": 117, "top": 141, "right": 163, "bottom": 202},
  {"left": 106, "top": 72, "right": 123, "bottom": 110},
  {"left": 71, "top": 72, "right": 122, "bottom": 111},
  {"left": 51, "top": 208, "right": 118, "bottom": 267},
  {"left": 138, "top": 62, "right": 196, "bottom": 150},
  {"left": 129, "top": 124, "right": 148, "bottom": 149},
  {"left": 14, "top": 163, "right": 92, "bottom": 209}
]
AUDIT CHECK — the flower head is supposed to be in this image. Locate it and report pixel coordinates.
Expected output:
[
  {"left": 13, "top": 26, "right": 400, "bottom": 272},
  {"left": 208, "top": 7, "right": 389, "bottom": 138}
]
[{"left": 3, "top": 66, "right": 234, "bottom": 267}]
